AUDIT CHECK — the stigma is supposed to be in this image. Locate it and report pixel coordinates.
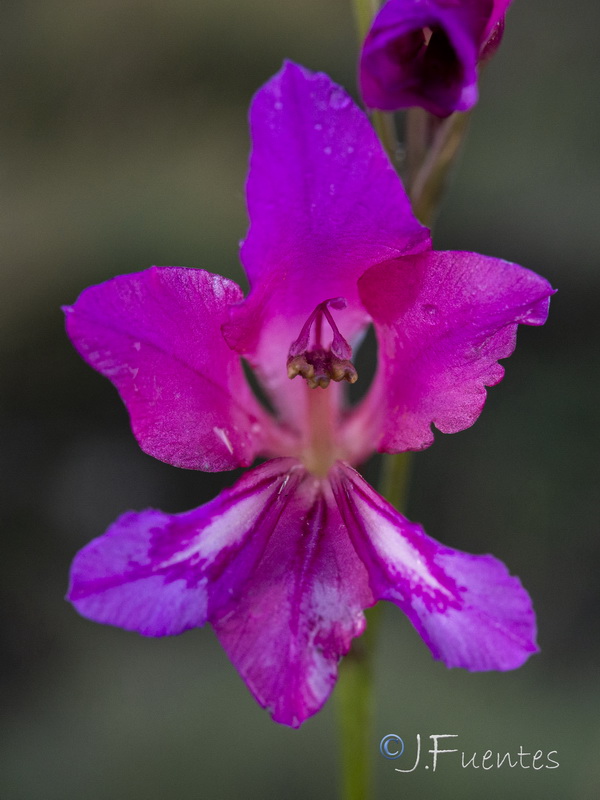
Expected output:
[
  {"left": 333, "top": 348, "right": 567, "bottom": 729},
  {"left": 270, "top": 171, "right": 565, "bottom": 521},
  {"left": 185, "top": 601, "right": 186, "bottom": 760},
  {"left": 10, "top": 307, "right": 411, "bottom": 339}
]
[{"left": 286, "top": 298, "right": 358, "bottom": 389}]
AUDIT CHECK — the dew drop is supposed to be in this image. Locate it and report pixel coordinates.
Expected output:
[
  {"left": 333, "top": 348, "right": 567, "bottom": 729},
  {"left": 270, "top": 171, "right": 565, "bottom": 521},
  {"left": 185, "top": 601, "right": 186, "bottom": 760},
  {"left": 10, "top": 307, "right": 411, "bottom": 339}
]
[
  {"left": 422, "top": 303, "right": 439, "bottom": 322},
  {"left": 314, "top": 122, "right": 323, "bottom": 131},
  {"left": 274, "top": 100, "right": 283, "bottom": 111},
  {"left": 329, "top": 88, "right": 351, "bottom": 109},
  {"left": 323, "top": 146, "right": 332, "bottom": 155}
]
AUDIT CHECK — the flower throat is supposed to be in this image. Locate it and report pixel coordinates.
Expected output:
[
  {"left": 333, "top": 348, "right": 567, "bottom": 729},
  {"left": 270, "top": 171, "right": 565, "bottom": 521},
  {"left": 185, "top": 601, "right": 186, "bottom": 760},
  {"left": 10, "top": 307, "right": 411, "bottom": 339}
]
[{"left": 286, "top": 298, "right": 358, "bottom": 389}]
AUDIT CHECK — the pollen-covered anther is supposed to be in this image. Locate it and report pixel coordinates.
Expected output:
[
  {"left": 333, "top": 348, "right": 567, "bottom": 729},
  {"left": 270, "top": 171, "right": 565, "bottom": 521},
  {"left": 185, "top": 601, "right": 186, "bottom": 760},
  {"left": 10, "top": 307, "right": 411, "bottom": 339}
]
[
  {"left": 287, "top": 349, "right": 358, "bottom": 389},
  {"left": 287, "top": 354, "right": 315, "bottom": 381},
  {"left": 286, "top": 298, "right": 359, "bottom": 389},
  {"left": 330, "top": 358, "right": 358, "bottom": 384}
]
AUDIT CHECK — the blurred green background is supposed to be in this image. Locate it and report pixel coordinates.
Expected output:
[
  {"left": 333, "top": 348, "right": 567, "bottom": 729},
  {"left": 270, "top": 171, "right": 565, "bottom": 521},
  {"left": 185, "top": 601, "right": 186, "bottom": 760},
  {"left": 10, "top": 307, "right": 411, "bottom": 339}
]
[{"left": 1, "top": 1, "right": 598, "bottom": 798}]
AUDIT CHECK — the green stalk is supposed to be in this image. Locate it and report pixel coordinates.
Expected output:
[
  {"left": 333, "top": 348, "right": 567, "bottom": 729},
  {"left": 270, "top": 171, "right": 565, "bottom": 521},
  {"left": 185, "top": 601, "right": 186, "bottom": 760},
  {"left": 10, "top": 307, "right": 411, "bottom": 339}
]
[
  {"left": 335, "top": 5, "right": 407, "bottom": 800},
  {"left": 408, "top": 109, "right": 471, "bottom": 227},
  {"left": 337, "top": 4, "right": 471, "bottom": 799},
  {"left": 379, "top": 451, "right": 412, "bottom": 514},
  {"left": 351, "top": 0, "right": 399, "bottom": 166},
  {"left": 351, "top": 0, "right": 381, "bottom": 41},
  {"left": 335, "top": 451, "right": 411, "bottom": 800},
  {"left": 336, "top": 604, "right": 382, "bottom": 800}
]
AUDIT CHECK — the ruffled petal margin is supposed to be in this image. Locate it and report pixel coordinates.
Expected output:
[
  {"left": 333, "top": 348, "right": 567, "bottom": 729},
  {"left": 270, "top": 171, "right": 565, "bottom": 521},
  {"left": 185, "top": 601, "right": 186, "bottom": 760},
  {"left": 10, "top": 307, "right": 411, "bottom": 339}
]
[
  {"left": 64, "top": 267, "right": 275, "bottom": 471},
  {"left": 331, "top": 463, "right": 538, "bottom": 671},
  {"left": 344, "top": 250, "right": 555, "bottom": 456}
]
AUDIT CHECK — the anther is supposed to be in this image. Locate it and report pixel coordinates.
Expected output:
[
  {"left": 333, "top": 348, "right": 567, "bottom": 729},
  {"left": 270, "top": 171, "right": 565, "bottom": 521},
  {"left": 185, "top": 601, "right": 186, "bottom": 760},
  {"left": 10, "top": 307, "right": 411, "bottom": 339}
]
[{"left": 286, "top": 298, "right": 358, "bottom": 389}]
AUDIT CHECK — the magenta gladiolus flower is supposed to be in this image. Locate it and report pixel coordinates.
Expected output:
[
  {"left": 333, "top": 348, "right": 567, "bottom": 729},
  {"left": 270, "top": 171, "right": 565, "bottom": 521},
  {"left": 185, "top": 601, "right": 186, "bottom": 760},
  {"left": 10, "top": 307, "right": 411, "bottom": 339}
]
[
  {"left": 360, "top": 0, "right": 512, "bottom": 116},
  {"left": 64, "top": 62, "right": 553, "bottom": 728}
]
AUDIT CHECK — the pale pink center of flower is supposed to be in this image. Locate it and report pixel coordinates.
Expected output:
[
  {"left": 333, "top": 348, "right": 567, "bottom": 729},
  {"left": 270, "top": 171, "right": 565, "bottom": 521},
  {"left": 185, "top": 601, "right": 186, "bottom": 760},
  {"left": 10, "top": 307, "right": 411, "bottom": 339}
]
[{"left": 286, "top": 298, "right": 358, "bottom": 389}]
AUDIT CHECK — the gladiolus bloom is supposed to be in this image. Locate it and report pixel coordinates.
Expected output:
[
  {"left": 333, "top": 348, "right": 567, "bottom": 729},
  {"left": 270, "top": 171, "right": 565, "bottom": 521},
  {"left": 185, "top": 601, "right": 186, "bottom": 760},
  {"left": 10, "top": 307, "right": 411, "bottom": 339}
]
[
  {"left": 65, "top": 62, "right": 553, "bottom": 727},
  {"left": 360, "top": 0, "right": 512, "bottom": 116}
]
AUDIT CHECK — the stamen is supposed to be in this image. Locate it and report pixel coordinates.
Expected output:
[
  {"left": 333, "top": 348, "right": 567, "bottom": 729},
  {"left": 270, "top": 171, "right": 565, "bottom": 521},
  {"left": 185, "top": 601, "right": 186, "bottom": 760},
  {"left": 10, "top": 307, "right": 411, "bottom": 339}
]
[{"left": 287, "top": 298, "right": 358, "bottom": 389}]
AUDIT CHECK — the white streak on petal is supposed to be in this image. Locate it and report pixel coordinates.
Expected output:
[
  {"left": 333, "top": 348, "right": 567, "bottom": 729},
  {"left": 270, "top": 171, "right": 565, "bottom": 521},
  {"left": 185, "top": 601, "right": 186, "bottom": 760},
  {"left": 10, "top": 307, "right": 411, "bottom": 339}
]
[
  {"left": 355, "top": 500, "right": 449, "bottom": 597},
  {"left": 213, "top": 426, "right": 234, "bottom": 455}
]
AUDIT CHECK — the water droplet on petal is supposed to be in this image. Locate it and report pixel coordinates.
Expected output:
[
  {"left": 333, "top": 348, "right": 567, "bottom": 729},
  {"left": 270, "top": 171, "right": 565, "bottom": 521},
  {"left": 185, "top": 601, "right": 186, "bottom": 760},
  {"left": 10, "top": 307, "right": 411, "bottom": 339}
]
[
  {"left": 274, "top": 101, "right": 283, "bottom": 111},
  {"left": 422, "top": 304, "right": 439, "bottom": 322},
  {"left": 329, "top": 88, "right": 351, "bottom": 109},
  {"left": 314, "top": 123, "right": 323, "bottom": 131},
  {"left": 323, "top": 146, "right": 332, "bottom": 155}
]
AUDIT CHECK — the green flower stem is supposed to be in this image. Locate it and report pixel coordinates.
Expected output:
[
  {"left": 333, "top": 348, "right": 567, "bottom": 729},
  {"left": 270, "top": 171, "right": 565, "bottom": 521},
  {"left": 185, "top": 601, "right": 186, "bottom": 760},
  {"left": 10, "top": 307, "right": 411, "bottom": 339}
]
[
  {"left": 379, "top": 451, "right": 412, "bottom": 514},
  {"left": 408, "top": 108, "right": 471, "bottom": 227},
  {"left": 335, "top": 5, "right": 408, "bottom": 800},
  {"left": 336, "top": 604, "right": 382, "bottom": 800},
  {"left": 337, "top": 4, "right": 470, "bottom": 799},
  {"left": 335, "top": 452, "right": 411, "bottom": 800},
  {"left": 351, "top": 0, "right": 400, "bottom": 168},
  {"left": 371, "top": 111, "right": 401, "bottom": 167},
  {"left": 351, "top": 0, "right": 381, "bottom": 41},
  {"left": 405, "top": 107, "right": 431, "bottom": 192}
]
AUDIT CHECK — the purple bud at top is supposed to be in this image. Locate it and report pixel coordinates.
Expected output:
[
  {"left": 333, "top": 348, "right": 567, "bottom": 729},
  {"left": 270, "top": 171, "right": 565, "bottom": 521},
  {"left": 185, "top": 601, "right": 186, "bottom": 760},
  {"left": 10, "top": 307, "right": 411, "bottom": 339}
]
[{"left": 360, "top": 0, "right": 513, "bottom": 116}]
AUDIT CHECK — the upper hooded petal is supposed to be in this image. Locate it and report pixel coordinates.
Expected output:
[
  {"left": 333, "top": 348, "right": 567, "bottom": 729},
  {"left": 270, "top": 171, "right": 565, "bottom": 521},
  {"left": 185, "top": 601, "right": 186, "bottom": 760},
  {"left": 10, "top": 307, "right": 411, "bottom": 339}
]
[
  {"left": 360, "top": 0, "right": 496, "bottom": 116},
  {"left": 343, "top": 251, "right": 555, "bottom": 457},
  {"left": 224, "top": 61, "right": 429, "bottom": 425},
  {"left": 331, "top": 463, "right": 538, "bottom": 671},
  {"left": 64, "top": 267, "right": 277, "bottom": 471}
]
